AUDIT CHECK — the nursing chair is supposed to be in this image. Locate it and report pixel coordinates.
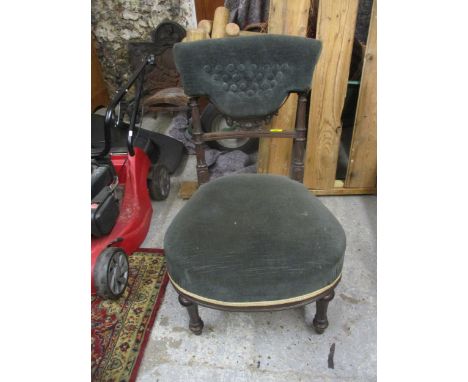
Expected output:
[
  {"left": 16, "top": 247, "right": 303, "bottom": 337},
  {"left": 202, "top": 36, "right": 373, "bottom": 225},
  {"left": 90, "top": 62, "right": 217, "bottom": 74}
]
[{"left": 165, "top": 35, "right": 346, "bottom": 335}]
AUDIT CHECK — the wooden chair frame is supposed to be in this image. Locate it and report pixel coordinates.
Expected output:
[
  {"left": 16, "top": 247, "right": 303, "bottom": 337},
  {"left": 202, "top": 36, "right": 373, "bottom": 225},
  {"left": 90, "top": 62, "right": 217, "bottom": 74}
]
[
  {"left": 176, "top": 278, "right": 340, "bottom": 335},
  {"left": 189, "top": 92, "right": 309, "bottom": 185},
  {"left": 172, "top": 92, "right": 340, "bottom": 335}
]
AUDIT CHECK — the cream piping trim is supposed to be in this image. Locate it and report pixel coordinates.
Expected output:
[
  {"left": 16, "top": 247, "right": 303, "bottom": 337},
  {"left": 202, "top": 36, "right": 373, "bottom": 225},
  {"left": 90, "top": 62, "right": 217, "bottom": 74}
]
[{"left": 168, "top": 273, "right": 342, "bottom": 307}]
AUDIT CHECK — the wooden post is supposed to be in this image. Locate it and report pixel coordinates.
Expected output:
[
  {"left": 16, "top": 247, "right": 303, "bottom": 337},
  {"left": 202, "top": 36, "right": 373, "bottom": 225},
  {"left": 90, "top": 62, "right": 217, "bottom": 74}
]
[
  {"left": 225, "top": 23, "right": 240, "bottom": 37},
  {"left": 198, "top": 19, "right": 213, "bottom": 36},
  {"left": 186, "top": 28, "right": 208, "bottom": 42},
  {"left": 345, "top": 1, "right": 377, "bottom": 188},
  {"left": 239, "top": 30, "right": 262, "bottom": 36},
  {"left": 184, "top": 28, "right": 209, "bottom": 185},
  {"left": 258, "top": 0, "right": 311, "bottom": 176},
  {"left": 303, "top": 0, "right": 359, "bottom": 189},
  {"left": 211, "top": 6, "right": 229, "bottom": 39}
]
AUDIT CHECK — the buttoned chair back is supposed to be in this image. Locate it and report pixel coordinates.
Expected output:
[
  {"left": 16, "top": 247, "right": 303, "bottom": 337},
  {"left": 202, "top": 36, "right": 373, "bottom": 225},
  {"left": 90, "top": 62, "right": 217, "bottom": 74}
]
[{"left": 173, "top": 35, "right": 322, "bottom": 183}]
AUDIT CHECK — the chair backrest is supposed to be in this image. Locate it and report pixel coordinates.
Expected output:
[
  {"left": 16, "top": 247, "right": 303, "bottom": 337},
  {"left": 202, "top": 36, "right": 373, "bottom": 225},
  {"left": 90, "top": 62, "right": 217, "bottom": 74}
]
[
  {"left": 173, "top": 35, "right": 322, "bottom": 185},
  {"left": 174, "top": 35, "right": 322, "bottom": 119}
]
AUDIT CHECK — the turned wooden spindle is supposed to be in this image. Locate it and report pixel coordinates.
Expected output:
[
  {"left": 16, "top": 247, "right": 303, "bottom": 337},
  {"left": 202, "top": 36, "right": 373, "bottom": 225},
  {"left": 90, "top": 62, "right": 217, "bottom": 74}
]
[
  {"left": 189, "top": 97, "right": 209, "bottom": 184},
  {"left": 291, "top": 93, "right": 308, "bottom": 182}
]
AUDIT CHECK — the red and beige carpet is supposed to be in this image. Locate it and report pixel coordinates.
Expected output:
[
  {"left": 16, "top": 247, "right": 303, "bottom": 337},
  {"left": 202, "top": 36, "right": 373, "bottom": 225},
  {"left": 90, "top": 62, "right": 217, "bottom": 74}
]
[{"left": 92, "top": 249, "right": 168, "bottom": 382}]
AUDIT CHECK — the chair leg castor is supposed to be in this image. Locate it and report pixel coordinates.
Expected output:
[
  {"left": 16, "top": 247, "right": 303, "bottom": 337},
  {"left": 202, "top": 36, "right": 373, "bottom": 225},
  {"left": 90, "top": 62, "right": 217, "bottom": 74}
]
[
  {"left": 178, "top": 295, "right": 204, "bottom": 335},
  {"left": 313, "top": 289, "right": 335, "bottom": 334}
]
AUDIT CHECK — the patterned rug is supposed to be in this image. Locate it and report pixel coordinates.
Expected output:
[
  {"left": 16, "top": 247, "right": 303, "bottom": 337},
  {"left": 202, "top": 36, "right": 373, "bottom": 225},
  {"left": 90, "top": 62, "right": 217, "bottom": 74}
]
[{"left": 92, "top": 249, "right": 168, "bottom": 382}]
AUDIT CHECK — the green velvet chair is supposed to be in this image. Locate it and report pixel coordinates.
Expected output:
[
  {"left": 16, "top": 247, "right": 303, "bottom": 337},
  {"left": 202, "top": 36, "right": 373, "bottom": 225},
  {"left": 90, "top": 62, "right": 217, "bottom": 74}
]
[{"left": 165, "top": 35, "right": 346, "bottom": 335}]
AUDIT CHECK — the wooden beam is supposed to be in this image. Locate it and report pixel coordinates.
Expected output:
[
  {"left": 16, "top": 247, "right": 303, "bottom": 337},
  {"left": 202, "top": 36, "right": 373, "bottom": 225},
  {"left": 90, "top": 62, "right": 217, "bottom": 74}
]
[
  {"left": 345, "top": 1, "right": 377, "bottom": 188},
  {"left": 178, "top": 180, "right": 376, "bottom": 200},
  {"left": 198, "top": 19, "right": 213, "bottom": 36},
  {"left": 178, "top": 181, "right": 199, "bottom": 200},
  {"left": 186, "top": 28, "right": 208, "bottom": 42},
  {"left": 203, "top": 130, "right": 295, "bottom": 141},
  {"left": 258, "top": 0, "right": 311, "bottom": 175},
  {"left": 225, "top": 23, "right": 240, "bottom": 37},
  {"left": 239, "top": 30, "right": 262, "bottom": 36},
  {"left": 304, "top": 0, "right": 359, "bottom": 189},
  {"left": 309, "top": 187, "right": 376, "bottom": 196},
  {"left": 257, "top": 136, "right": 271, "bottom": 174}
]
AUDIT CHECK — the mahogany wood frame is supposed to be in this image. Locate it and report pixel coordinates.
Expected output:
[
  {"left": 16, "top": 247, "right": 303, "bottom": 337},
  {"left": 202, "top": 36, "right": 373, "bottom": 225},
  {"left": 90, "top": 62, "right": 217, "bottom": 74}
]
[
  {"left": 174, "top": 91, "right": 340, "bottom": 335},
  {"left": 189, "top": 92, "right": 309, "bottom": 186},
  {"left": 176, "top": 279, "right": 339, "bottom": 336}
]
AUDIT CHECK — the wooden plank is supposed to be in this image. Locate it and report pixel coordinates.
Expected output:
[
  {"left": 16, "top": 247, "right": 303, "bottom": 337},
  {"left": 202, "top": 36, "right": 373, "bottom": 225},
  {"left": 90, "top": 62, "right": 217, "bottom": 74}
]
[
  {"left": 303, "top": 0, "right": 359, "bottom": 189},
  {"left": 345, "top": 1, "right": 377, "bottom": 188},
  {"left": 239, "top": 30, "right": 262, "bottom": 36},
  {"left": 334, "top": 179, "right": 345, "bottom": 188},
  {"left": 310, "top": 187, "right": 376, "bottom": 196},
  {"left": 178, "top": 181, "right": 199, "bottom": 199},
  {"left": 257, "top": 138, "right": 271, "bottom": 174},
  {"left": 203, "top": 130, "right": 295, "bottom": 141},
  {"left": 179, "top": 180, "right": 376, "bottom": 199},
  {"left": 258, "top": 0, "right": 311, "bottom": 176},
  {"left": 186, "top": 28, "right": 208, "bottom": 41},
  {"left": 143, "top": 87, "right": 188, "bottom": 108}
]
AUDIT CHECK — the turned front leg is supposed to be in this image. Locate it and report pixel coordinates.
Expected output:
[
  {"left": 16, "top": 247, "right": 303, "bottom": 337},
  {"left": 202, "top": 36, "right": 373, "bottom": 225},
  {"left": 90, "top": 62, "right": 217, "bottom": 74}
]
[
  {"left": 313, "top": 289, "right": 335, "bottom": 334},
  {"left": 178, "top": 294, "right": 204, "bottom": 335}
]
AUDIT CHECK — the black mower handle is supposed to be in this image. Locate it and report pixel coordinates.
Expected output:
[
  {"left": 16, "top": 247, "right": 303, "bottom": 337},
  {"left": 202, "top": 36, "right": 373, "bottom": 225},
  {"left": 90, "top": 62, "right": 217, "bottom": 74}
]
[{"left": 94, "top": 55, "right": 155, "bottom": 159}]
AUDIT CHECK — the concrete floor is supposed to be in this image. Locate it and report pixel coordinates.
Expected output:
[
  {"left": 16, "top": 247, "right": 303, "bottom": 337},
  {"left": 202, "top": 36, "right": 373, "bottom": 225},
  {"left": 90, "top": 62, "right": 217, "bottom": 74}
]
[{"left": 134, "top": 113, "right": 376, "bottom": 381}]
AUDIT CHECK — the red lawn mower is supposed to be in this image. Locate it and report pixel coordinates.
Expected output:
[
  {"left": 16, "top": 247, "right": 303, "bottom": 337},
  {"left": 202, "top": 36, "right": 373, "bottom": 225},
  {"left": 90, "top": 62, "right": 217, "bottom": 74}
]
[{"left": 91, "top": 55, "right": 185, "bottom": 299}]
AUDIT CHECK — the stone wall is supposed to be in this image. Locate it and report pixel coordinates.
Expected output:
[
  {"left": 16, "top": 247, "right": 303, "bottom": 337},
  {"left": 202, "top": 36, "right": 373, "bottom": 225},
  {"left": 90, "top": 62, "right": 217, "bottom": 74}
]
[{"left": 92, "top": 0, "right": 196, "bottom": 94}]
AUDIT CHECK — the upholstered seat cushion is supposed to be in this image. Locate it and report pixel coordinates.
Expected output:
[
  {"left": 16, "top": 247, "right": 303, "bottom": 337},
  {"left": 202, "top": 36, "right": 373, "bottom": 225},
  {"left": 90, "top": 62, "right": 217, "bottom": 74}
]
[{"left": 164, "top": 174, "right": 346, "bottom": 306}]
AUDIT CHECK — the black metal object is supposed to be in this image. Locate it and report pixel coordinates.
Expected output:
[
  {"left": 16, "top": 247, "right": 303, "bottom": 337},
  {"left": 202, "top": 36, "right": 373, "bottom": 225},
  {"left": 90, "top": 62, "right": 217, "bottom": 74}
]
[
  {"left": 93, "top": 55, "right": 155, "bottom": 159},
  {"left": 150, "top": 21, "right": 186, "bottom": 47},
  {"left": 91, "top": 160, "right": 115, "bottom": 199},
  {"left": 91, "top": 179, "right": 120, "bottom": 237},
  {"left": 128, "top": 21, "right": 186, "bottom": 100},
  {"left": 92, "top": 113, "right": 186, "bottom": 173},
  {"left": 135, "top": 129, "right": 186, "bottom": 173},
  {"left": 127, "top": 62, "right": 146, "bottom": 156}
]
